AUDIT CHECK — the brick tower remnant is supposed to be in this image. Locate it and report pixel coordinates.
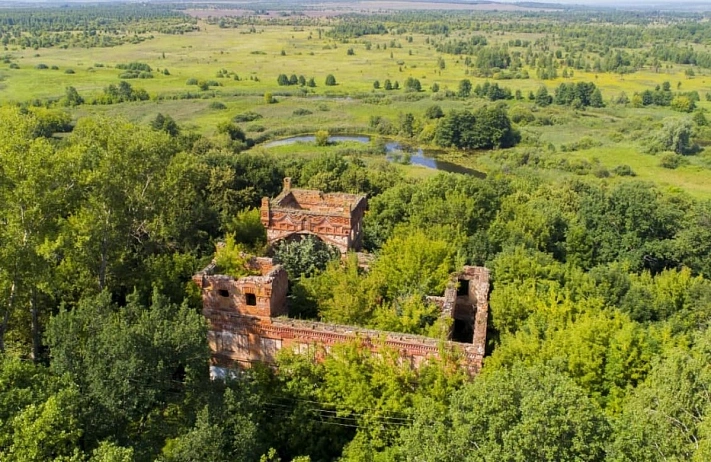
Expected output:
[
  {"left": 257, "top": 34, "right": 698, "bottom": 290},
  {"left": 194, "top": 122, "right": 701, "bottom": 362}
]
[{"left": 260, "top": 177, "right": 367, "bottom": 254}]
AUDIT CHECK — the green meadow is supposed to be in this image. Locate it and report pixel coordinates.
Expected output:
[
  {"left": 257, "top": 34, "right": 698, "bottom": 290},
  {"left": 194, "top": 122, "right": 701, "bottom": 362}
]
[{"left": 3, "top": 22, "right": 711, "bottom": 196}]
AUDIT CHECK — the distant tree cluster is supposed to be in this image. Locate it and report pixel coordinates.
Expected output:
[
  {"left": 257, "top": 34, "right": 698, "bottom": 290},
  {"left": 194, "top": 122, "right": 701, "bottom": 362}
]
[
  {"left": 0, "top": 4, "right": 198, "bottom": 49},
  {"left": 631, "top": 82, "right": 699, "bottom": 112},
  {"left": 374, "top": 79, "right": 400, "bottom": 90},
  {"left": 116, "top": 61, "right": 153, "bottom": 79},
  {"left": 473, "top": 81, "right": 513, "bottom": 101},
  {"left": 94, "top": 81, "right": 149, "bottom": 104},
  {"left": 554, "top": 82, "right": 605, "bottom": 108},
  {"left": 434, "top": 106, "right": 520, "bottom": 150},
  {"left": 277, "top": 73, "right": 316, "bottom": 87}
]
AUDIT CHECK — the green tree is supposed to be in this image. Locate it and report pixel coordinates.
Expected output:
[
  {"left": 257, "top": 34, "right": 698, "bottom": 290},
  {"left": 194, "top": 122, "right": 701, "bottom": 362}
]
[
  {"left": 62, "top": 86, "right": 84, "bottom": 107},
  {"left": 0, "top": 107, "right": 69, "bottom": 356},
  {"left": 1, "top": 385, "right": 84, "bottom": 461},
  {"left": 457, "top": 79, "right": 472, "bottom": 97},
  {"left": 590, "top": 88, "right": 605, "bottom": 107},
  {"left": 325, "top": 74, "right": 337, "bottom": 86},
  {"left": 214, "top": 234, "right": 259, "bottom": 278},
  {"left": 162, "top": 395, "right": 260, "bottom": 462},
  {"left": 368, "top": 227, "right": 460, "bottom": 300},
  {"left": 611, "top": 328, "right": 711, "bottom": 461},
  {"left": 314, "top": 130, "right": 329, "bottom": 146},
  {"left": 404, "top": 76, "right": 421, "bottom": 92},
  {"left": 151, "top": 113, "right": 180, "bottom": 136},
  {"left": 272, "top": 235, "right": 341, "bottom": 279},
  {"left": 535, "top": 86, "right": 552, "bottom": 106},
  {"left": 45, "top": 290, "right": 209, "bottom": 451},
  {"left": 646, "top": 117, "right": 698, "bottom": 154},
  {"left": 425, "top": 104, "right": 444, "bottom": 119},
  {"left": 671, "top": 95, "right": 696, "bottom": 113},
  {"left": 399, "top": 365, "right": 610, "bottom": 461},
  {"left": 225, "top": 207, "right": 267, "bottom": 251},
  {"left": 216, "top": 121, "right": 247, "bottom": 142},
  {"left": 399, "top": 112, "right": 416, "bottom": 137}
]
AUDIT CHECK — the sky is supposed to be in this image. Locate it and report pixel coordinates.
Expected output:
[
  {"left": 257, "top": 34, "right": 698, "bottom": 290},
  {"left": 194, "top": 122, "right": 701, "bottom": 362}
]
[
  {"left": 499, "top": 0, "right": 711, "bottom": 4},
  {"left": 1, "top": 0, "right": 710, "bottom": 7}
]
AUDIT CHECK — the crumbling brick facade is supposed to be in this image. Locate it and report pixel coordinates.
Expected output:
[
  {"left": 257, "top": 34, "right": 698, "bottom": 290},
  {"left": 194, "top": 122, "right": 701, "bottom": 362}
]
[
  {"left": 193, "top": 259, "right": 490, "bottom": 378},
  {"left": 260, "top": 178, "right": 367, "bottom": 254}
]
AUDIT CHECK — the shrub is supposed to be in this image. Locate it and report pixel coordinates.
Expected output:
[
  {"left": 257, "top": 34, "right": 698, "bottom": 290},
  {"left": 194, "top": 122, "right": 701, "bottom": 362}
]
[
  {"left": 246, "top": 124, "right": 266, "bottom": 132},
  {"left": 509, "top": 106, "right": 536, "bottom": 125},
  {"left": 425, "top": 105, "right": 444, "bottom": 119},
  {"left": 671, "top": 96, "right": 695, "bottom": 113},
  {"left": 659, "top": 153, "right": 684, "bottom": 169},
  {"left": 64, "top": 69, "right": 75, "bottom": 74},
  {"left": 293, "top": 108, "right": 313, "bottom": 116},
  {"left": 35, "top": 63, "right": 48, "bottom": 69},
  {"left": 612, "top": 165, "right": 636, "bottom": 176},
  {"left": 209, "top": 101, "right": 227, "bottom": 110},
  {"left": 592, "top": 165, "right": 610, "bottom": 178},
  {"left": 560, "top": 136, "right": 602, "bottom": 152},
  {"left": 325, "top": 74, "right": 337, "bottom": 86},
  {"left": 233, "top": 111, "right": 262, "bottom": 122},
  {"left": 315, "top": 130, "right": 329, "bottom": 146},
  {"left": 116, "top": 62, "right": 152, "bottom": 72},
  {"left": 9, "top": 63, "right": 19, "bottom": 69},
  {"left": 186, "top": 78, "right": 198, "bottom": 85},
  {"left": 51, "top": 65, "right": 59, "bottom": 70}
]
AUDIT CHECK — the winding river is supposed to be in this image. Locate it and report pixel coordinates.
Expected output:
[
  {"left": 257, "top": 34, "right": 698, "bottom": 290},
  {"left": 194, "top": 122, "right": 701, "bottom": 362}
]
[{"left": 262, "top": 135, "right": 485, "bottom": 177}]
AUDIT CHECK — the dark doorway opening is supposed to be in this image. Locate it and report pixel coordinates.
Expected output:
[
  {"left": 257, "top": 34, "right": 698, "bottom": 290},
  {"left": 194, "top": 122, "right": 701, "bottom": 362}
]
[
  {"left": 218, "top": 289, "right": 230, "bottom": 298},
  {"left": 457, "top": 279, "right": 470, "bottom": 297},
  {"left": 451, "top": 318, "right": 474, "bottom": 343},
  {"left": 245, "top": 293, "right": 257, "bottom": 306}
]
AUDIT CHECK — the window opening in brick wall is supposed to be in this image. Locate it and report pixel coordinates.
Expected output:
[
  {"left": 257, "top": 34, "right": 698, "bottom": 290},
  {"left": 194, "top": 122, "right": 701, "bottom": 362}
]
[
  {"left": 245, "top": 293, "right": 257, "bottom": 306},
  {"left": 457, "top": 279, "right": 470, "bottom": 297}
]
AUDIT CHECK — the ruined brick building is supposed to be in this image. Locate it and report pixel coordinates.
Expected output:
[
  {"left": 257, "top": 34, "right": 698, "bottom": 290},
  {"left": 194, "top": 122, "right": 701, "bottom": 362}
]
[
  {"left": 260, "top": 177, "right": 367, "bottom": 254},
  {"left": 193, "top": 180, "right": 489, "bottom": 377}
]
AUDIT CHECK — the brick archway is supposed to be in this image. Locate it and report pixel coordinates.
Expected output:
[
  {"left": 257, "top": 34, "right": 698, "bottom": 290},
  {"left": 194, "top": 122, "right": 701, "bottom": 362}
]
[{"left": 260, "top": 178, "right": 367, "bottom": 254}]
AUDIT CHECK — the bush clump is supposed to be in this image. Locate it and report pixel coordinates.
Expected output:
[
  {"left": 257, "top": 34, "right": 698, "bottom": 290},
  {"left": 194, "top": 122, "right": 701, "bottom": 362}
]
[
  {"left": 246, "top": 124, "right": 266, "bottom": 132},
  {"left": 209, "top": 101, "right": 227, "bottom": 110},
  {"left": 612, "top": 165, "right": 636, "bottom": 176},
  {"left": 659, "top": 153, "right": 685, "bottom": 169},
  {"left": 233, "top": 111, "right": 262, "bottom": 123}
]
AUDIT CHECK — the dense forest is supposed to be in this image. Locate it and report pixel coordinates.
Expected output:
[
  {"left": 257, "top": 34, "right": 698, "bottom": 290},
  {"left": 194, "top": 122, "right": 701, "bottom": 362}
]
[{"left": 2, "top": 3, "right": 711, "bottom": 461}]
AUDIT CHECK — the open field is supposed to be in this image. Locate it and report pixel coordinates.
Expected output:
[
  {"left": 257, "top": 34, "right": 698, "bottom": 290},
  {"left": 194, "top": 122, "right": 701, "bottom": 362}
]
[{"left": 2, "top": 20, "right": 711, "bottom": 196}]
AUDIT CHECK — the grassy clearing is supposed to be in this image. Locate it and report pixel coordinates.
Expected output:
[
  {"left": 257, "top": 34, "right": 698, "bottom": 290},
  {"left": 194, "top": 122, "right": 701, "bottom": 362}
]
[{"left": 2, "top": 22, "right": 711, "bottom": 193}]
